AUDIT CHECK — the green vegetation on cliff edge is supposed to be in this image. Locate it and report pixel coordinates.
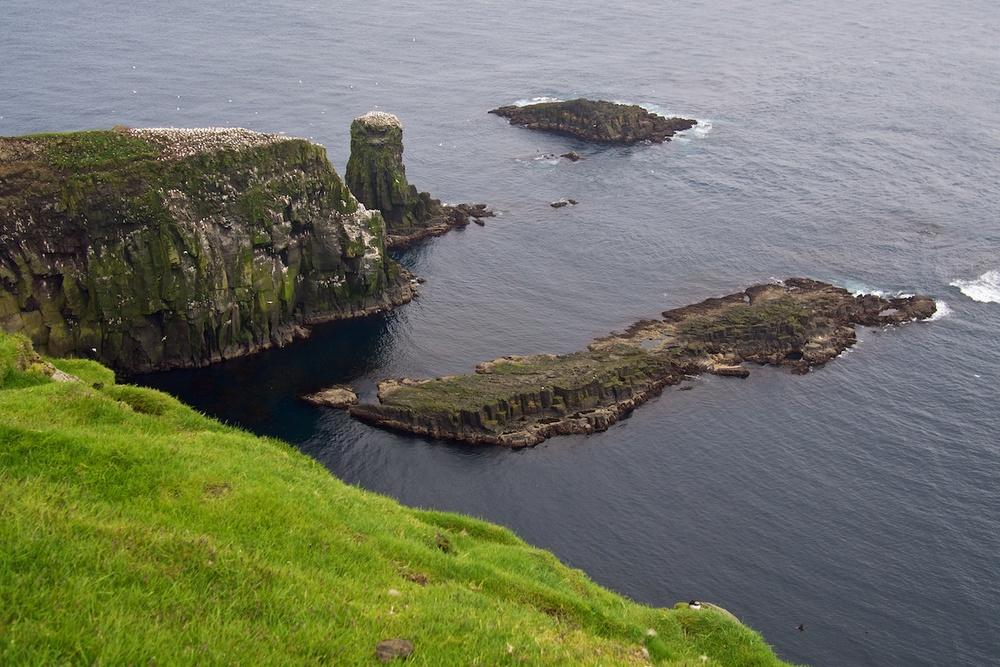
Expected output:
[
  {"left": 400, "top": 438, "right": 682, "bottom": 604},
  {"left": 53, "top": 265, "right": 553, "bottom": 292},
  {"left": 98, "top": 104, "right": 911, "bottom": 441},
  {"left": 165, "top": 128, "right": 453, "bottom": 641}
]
[{"left": 0, "top": 330, "right": 796, "bottom": 666}]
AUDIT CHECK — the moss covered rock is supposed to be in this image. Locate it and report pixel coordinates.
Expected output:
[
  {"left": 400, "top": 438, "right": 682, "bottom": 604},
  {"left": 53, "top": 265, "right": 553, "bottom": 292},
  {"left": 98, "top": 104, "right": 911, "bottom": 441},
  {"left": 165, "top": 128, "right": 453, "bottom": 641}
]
[
  {"left": 489, "top": 98, "right": 697, "bottom": 145},
  {"left": 351, "top": 279, "right": 937, "bottom": 446},
  {"left": 345, "top": 112, "right": 491, "bottom": 247},
  {"left": 0, "top": 127, "right": 415, "bottom": 372}
]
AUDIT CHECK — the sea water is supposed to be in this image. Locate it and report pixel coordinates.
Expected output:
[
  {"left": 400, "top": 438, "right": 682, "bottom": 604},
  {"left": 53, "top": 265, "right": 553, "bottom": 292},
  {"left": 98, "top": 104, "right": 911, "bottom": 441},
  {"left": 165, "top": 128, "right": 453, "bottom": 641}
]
[{"left": 4, "top": 1, "right": 999, "bottom": 664}]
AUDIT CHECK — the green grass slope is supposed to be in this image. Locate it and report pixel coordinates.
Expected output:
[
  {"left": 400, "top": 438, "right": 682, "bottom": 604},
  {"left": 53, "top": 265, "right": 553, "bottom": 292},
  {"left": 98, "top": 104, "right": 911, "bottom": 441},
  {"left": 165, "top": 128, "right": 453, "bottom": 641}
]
[{"left": 0, "top": 331, "right": 797, "bottom": 666}]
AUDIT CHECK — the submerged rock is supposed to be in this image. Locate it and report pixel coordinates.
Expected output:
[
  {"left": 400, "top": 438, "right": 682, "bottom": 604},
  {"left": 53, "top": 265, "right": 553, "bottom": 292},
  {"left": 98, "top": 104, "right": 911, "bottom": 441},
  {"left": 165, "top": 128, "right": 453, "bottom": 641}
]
[
  {"left": 350, "top": 279, "right": 936, "bottom": 447},
  {"left": 489, "top": 98, "right": 697, "bottom": 145},
  {"left": 345, "top": 112, "right": 493, "bottom": 248},
  {"left": 0, "top": 127, "right": 416, "bottom": 372}
]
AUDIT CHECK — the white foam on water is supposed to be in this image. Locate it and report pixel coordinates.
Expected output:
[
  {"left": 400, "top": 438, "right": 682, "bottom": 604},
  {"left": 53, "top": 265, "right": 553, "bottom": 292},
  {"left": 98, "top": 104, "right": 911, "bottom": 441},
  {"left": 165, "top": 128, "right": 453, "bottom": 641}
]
[
  {"left": 690, "top": 119, "right": 713, "bottom": 137},
  {"left": 843, "top": 281, "right": 892, "bottom": 298},
  {"left": 929, "top": 300, "right": 952, "bottom": 321},
  {"left": 636, "top": 102, "right": 712, "bottom": 138},
  {"left": 950, "top": 270, "right": 1000, "bottom": 303},
  {"left": 512, "top": 96, "right": 563, "bottom": 107}
]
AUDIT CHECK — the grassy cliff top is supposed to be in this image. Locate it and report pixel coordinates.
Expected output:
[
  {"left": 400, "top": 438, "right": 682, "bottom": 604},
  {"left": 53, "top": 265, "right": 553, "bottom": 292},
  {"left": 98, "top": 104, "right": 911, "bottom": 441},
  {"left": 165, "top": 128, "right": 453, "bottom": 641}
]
[
  {"left": 0, "top": 127, "right": 356, "bottom": 236},
  {"left": 0, "top": 127, "right": 298, "bottom": 169},
  {"left": 0, "top": 329, "right": 796, "bottom": 666}
]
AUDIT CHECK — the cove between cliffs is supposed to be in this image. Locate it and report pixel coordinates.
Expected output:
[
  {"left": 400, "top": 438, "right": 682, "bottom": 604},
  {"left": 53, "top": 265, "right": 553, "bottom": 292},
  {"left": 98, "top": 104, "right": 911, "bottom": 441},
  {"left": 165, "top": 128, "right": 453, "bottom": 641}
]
[{"left": 348, "top": 278, "right": 937, "bottom": 447}]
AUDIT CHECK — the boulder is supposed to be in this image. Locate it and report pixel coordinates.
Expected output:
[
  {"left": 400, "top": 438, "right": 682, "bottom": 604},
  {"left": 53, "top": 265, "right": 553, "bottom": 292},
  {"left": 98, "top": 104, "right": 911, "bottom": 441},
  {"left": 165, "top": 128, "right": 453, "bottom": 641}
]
[{"left": 301, "top": 385, "right": 359, "bottom": 408}]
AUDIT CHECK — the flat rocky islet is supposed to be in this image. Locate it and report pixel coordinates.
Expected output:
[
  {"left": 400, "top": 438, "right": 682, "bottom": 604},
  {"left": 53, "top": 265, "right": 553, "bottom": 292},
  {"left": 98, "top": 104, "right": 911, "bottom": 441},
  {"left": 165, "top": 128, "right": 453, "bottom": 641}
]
[
  {"left": 489, "top": 98, "right": 697, "bottom": 145},
  {"left": 350, "top": 279, "right": 936, "bottom": 447}
]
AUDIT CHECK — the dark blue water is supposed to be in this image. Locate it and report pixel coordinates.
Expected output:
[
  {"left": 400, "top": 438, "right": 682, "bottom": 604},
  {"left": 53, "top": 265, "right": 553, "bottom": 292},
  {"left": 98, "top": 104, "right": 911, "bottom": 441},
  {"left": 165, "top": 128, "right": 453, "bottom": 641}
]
[{"left": 5, "top": 1, "right": 1000, "bottom": 664}]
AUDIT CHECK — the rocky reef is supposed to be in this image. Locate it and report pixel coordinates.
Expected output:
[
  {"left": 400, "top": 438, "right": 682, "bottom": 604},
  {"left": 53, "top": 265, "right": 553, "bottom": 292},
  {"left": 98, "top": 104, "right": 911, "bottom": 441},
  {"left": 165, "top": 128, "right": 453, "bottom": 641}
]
[
  {"left": 350, "top": 279, "right": 936, "bottom": 446},
  {"left": 489, "top": 98, "right": 697, "bottom": 145},
  {"left": 345, "top": 112, "right": 492, "bottom": 248},
  {"left": 0, "top": 127, "right": 415, "bottom": 372}
]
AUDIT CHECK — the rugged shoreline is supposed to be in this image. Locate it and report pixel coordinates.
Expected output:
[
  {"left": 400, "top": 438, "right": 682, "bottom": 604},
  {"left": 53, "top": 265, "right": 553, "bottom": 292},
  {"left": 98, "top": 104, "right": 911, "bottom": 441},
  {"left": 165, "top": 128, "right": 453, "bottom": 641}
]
[
  {"left": 349, "top": 279, "right": 937, "bottom": 447},
  {"left": 1, "top": 127, "right": 415, "bottom": 373},
  {"left": 489, "top": 98, "right": 697, "bottom": 145}
]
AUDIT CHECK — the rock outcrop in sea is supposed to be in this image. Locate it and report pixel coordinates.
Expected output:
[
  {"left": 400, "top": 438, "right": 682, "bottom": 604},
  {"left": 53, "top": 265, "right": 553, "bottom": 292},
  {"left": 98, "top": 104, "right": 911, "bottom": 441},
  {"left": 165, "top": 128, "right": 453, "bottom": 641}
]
[
  {"left": 489, "top": 98, "right": 697, "bottom": 145},
  {"left": 345, "top": 111, "right": 492, "bottom": 248},
  {"left": 349, "top": 279, "right": 936, "bottom": 447},
  {"left": 0, "top": 127, "right": 416, "bottom": 372}
]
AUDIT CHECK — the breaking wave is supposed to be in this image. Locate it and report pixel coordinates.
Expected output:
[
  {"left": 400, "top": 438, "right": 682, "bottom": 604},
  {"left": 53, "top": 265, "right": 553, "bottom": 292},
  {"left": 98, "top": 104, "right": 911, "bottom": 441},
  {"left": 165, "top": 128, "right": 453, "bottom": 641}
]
[{"left": 950, "top": 270, "right": 1000, "bottom": 303}]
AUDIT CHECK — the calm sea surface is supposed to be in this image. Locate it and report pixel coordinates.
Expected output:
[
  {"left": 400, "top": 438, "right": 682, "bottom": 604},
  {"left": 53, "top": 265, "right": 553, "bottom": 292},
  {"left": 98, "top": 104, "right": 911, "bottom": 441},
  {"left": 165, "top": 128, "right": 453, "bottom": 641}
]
[{"left": 4, "top": 1, "right": 1000, "bottom": 664}]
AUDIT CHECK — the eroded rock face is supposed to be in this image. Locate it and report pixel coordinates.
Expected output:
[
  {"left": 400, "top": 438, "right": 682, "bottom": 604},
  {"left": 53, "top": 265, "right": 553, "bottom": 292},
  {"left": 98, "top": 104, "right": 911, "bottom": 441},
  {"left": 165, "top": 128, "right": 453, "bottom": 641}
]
[
  {"left": 350, "top": 279, "right": 936, "bottom": 447},
  {"left": 345, "top": 112, "right": 492, "bottom": 248},
  {"left": 489, "top": 99, "right": 697, "bottom": 145},
  {"left": 0, "top": 127, "right": 415, "bottom": 372}
]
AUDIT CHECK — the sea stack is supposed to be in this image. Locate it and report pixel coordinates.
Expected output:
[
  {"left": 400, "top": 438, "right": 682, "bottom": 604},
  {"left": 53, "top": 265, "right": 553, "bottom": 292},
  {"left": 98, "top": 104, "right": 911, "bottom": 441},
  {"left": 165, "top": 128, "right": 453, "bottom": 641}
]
[{"left": 345, "top": 111, "right": 492, "bottom": 247}]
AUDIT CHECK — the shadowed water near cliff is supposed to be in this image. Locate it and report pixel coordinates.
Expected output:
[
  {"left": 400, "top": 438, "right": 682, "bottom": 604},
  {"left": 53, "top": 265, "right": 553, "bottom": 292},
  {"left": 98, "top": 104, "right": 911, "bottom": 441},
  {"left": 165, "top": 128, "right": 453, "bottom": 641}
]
[{"left": 7, "top": 0, "right": 1000, "bottom": 664}]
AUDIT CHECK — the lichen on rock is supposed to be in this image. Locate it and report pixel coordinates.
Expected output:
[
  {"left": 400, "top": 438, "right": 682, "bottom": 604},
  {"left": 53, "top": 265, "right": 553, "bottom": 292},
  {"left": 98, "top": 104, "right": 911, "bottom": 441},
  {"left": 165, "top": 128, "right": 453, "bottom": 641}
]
[{"left": 0, "top": 127, "right": 416, "bottom": 372}]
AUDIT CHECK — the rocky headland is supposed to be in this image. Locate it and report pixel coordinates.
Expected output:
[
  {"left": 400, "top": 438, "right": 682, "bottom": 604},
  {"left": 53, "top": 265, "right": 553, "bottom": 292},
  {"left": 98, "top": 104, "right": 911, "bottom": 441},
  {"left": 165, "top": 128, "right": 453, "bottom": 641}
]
[
  {"left": 489, "top": 98, "right": 697, "bottom": 145},
  {"left": 349, "top": 279, "right": 936, "bottom": 447},
  {"left": 0, "top": 127, "right": 416, "bottom": 372},
  {"left": 345, "top": 111, "right": 492, "bottom": 248}
]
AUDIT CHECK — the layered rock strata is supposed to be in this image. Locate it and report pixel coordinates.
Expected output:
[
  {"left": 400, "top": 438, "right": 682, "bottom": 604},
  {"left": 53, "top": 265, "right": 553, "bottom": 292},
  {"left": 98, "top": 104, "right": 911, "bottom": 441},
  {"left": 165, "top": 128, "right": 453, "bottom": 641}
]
[
  {"left": 0, "top": 127, "right": 415, "bottom": 372},
  {"left": 350, "top": 279, "right": 936, "bottom": 447},
  {"left": 345, "top": 112, "right": 492, "bottom": 248},
  {"left": 489, "top": 98, "right": 697, "bottom": 145}
]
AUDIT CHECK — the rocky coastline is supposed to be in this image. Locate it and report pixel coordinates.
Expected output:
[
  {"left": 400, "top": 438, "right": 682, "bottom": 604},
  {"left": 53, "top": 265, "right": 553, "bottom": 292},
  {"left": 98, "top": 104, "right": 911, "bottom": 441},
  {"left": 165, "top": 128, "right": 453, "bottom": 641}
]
[
  {"left": 489, "top": 98, "right": 697, "bottom": 145},
  {"left": 349, "top": 279, "right": 936, "bottom": 447}
]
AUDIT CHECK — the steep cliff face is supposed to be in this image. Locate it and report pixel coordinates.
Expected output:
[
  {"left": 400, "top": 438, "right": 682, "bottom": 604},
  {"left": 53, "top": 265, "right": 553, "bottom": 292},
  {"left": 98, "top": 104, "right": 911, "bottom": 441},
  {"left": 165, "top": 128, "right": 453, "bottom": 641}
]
[
  {"left": 0, "top": 127, "right": 414, "bottom": 372},
  {"left": 345, "top": 112, "right": 492, "bottom": 247}
]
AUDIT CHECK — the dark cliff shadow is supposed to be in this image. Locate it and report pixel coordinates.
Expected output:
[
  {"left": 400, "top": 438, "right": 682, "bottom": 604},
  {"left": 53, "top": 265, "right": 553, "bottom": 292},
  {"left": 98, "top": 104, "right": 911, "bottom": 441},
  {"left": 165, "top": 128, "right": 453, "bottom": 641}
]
[{"left": 131, "top": 312, "right": 398, "bottom": 442}]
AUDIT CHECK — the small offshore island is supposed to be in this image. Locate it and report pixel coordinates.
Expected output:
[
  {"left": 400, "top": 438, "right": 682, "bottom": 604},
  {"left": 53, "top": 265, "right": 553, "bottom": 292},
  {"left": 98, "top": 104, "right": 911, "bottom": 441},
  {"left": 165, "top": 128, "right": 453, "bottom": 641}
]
[
  {"left": 351, "top": 279, "right": 936, "bottom": 447},
  {"left": 489, "top": 98, "right": 697, "bottom": 145}
]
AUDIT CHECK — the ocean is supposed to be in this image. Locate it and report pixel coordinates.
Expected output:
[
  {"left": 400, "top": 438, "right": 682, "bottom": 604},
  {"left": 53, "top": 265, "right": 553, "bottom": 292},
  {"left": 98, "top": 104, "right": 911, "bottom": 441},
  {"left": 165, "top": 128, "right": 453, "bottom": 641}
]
[{"left": 4, "top": 0, "right": 999, "bottom": 664}]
